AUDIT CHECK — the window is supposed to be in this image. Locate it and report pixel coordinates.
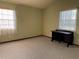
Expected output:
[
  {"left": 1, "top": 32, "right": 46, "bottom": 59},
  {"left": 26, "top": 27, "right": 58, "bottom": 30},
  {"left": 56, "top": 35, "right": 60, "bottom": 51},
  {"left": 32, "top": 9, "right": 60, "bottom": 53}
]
[
  {"left": 0, "top": 8, "right": 16, "bottom": 30},
  {"left": 59, "top": 9, "right": 77, "bottom": 31}
]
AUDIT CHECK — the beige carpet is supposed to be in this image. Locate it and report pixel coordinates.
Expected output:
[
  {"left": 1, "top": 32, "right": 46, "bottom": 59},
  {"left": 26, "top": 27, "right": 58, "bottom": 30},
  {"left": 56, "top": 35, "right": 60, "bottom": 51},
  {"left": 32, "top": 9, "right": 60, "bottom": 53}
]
[{"left": 0, "top": 36, "right": 79, "bottom": 59}]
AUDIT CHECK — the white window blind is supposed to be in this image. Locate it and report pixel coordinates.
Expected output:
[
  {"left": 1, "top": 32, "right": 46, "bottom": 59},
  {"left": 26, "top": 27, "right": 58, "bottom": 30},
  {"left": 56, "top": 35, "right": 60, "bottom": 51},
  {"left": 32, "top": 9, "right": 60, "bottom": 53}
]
[
  {"left": 0, "top": 9, "right": 16, "bottom": 30},
  {"left": 59, "top": 9, "right": 77, "bottom": 31}
]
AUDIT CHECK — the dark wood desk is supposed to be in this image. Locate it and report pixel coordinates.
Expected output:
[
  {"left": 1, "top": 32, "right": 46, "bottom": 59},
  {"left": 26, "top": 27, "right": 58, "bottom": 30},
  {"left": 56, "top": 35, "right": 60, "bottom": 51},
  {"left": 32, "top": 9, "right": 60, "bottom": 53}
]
[{"left": 51, "top": 30, "right": 74, "bottom": 47}]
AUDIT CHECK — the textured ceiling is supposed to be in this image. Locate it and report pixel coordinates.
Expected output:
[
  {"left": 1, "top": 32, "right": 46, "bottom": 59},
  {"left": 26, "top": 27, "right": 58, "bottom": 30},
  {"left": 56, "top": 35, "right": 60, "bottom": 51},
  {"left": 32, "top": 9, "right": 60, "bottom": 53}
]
[{"left": 1, "top": 0, "right": 55, "bottom": 9}]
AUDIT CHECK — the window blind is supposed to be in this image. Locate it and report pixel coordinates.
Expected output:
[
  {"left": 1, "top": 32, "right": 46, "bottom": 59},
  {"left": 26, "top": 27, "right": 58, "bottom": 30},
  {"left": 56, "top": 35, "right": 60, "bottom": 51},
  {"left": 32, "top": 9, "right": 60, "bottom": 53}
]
[{"left": 59, "top": 9, "right": 77, "bottom": 31}]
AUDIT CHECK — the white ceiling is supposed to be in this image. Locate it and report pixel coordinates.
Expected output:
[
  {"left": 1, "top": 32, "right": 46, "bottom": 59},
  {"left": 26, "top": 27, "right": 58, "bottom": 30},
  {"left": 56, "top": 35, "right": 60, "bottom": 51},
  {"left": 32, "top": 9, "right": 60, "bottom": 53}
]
[{"left": 1, "top": 0, "right": 55, "bottom": 9}]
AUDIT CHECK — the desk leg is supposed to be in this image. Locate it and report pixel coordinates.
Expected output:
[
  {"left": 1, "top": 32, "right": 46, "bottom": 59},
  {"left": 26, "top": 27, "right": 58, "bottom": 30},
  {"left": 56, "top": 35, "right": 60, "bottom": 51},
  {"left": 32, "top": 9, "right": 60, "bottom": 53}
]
[{"left": 67, "top": 43, "right": 70, "bottom": 47}]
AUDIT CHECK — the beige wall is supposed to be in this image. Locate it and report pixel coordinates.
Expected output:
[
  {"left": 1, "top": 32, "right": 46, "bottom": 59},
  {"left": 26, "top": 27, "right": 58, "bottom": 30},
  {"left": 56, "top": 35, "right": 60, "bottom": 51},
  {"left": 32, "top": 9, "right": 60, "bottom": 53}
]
[
  {"left": 43, "top": 0, "right": 79, "bottom": 45},
  {"left": 1, "top": 0, "right": 79, "bottom": 45},
  {"left": 0, "top": 2, "right": 42, "bottom": 42}
]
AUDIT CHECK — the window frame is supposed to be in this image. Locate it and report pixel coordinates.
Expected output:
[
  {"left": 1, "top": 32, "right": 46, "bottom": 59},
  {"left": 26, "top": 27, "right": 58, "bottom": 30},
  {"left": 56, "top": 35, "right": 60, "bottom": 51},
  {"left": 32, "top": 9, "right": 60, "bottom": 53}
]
[
  {"left": 0, "top": 8, "right": 16, "bottom": 30},
  {"left": 58, "top": 9, "right": 77, "bottom": 31}
]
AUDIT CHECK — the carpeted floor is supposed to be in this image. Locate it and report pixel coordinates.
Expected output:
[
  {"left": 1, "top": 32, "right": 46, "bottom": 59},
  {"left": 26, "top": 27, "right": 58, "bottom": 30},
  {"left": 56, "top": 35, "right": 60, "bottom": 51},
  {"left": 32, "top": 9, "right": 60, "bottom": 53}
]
[{"left": 0, "top": 36, "right": 79, "bottom": 59}]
